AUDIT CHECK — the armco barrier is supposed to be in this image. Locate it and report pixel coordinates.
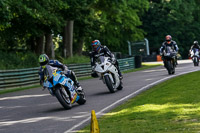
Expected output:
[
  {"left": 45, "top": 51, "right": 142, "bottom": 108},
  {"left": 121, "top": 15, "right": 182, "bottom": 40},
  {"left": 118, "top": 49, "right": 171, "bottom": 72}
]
[{"left": 0, "top": 57, "right": 135, "bottom": 90}]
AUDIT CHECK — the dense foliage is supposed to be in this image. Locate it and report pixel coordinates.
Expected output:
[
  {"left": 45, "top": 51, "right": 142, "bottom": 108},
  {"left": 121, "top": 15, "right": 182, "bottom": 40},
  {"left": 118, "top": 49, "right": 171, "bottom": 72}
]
[
  {"left": 1, "top": 0, "right": 200, "bottom": 69},
  {"left": 141, "top": 0, "right": 200, "bottom": 58},
  {"left": 0, "top": 0, "right": 148, "bottom": 54}
]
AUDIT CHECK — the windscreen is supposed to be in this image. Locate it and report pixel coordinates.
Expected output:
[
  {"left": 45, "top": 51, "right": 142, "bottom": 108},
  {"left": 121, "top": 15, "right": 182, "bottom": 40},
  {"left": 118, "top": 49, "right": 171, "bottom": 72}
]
[{"left": 97, "top": 56, "right": 105, "bottom": 64}]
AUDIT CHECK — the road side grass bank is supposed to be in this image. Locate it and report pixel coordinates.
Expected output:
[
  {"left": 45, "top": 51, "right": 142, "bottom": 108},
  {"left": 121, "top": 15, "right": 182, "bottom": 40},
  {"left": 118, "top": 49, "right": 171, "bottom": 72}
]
[
  {"left": 123, "top": 63, "right": 162, "bottom": 73},
  {"left": 79, "top": 71, "right": 200, "bottom": 133}
]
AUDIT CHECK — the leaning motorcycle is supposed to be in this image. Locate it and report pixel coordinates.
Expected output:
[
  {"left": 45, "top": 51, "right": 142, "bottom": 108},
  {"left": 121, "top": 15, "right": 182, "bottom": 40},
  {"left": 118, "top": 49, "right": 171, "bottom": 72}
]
[
  {"left": 42, "top": 65, "right": 86, "bottom": 109},
  {"left": 162, "top": 46, "right": 177, "bottom": 75},
  {"left": 93, "top": 53, "right": 123, "bottom": 93},
  {"left": 190, "top": 48, "right": 199, "bottom": 66}
]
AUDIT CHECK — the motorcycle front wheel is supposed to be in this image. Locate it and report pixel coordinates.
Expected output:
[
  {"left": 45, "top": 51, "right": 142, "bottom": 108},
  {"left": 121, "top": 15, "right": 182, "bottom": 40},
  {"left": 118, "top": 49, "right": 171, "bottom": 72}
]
[
  {"left": 166, "top": 60, "right": 175, "bottom": 75},
  {"left": 193, "top": 57, "right": 199, "bottom": 66},
  {"left": 104, "top": 75, "right": 115, "bottom": 93},
  {"left": 55, "top": 86, "right": 72, "bottom": 109}
]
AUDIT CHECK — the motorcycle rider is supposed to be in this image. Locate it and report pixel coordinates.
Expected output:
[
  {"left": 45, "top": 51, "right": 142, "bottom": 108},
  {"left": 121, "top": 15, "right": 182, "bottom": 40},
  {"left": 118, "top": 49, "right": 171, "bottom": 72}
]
[
  {"left": 160, "top": 35, "right": 179, "bottom": 66},
  {"left": 38, "top": 54, "right": 83, "bottom": 92},
  {"left": 90, "top": 40, "right": 123, "bottom": 79},
  {"left": 189, "top": 41, "right": 200, "bottom": 56}
]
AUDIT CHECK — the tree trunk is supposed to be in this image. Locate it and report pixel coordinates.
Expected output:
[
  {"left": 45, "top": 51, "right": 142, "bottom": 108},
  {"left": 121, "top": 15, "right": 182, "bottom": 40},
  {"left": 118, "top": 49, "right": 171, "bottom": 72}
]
[
  {"left": 35, "top": 35, "right": 44, "bottom": 55},
  {"left": 76, "top": 37, "right": 84, "bottom": 55},
  {"left": 63, "top": 20, "right": 74, "bottom": 58},
  {"left": 29, "top": 37, "right": 36, "bottom": 53},
  {"left": 45, "top": 33, "right": 55, "bottom": 59}
]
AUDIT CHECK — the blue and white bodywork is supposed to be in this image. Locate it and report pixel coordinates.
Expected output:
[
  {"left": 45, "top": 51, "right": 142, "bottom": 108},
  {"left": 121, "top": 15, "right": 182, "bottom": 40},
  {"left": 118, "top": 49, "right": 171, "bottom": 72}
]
[{"left": 42, "top": 65, "right": 86, "bottom": 109}]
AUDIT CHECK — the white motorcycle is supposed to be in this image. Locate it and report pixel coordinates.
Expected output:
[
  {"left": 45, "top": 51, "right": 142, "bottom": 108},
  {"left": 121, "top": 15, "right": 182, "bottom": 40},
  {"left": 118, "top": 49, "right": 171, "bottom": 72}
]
[
  {"left": 190, "top": 48, "right": 199, "bottom": 66},
  {"left": 93, "top": 54, "right": 123, "bottom": 93}
]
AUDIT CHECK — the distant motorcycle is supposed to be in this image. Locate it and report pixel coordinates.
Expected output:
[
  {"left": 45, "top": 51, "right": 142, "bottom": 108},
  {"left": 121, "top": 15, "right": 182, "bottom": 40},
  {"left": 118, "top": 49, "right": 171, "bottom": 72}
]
[
  {"left": 93, "top": 53, "right": 123, "bottom": 93},
  {"left": 42, "top": 65, "right": 86, "bottom": 109},
  {"left": 190, "top": 48, "right": 199, "bottom": 66},
  {"left": 162, "top": 46, "right": 177, "bottom": 75}
]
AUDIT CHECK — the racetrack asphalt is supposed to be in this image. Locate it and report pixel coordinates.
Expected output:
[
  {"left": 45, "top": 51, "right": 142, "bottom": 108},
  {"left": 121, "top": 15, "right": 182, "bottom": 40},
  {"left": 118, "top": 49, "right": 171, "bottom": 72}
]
[{"left": 0, "top": 59, "right": 199, "bottom": 133}]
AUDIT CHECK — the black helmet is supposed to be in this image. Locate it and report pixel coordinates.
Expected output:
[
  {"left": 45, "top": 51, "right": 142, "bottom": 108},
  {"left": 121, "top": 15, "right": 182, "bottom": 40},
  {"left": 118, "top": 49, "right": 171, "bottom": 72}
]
[
  {"left": 194, "top": 41, "right": 198, "bottom": 45},
  {"left": 38, "top": 54, "right": 49, "bottom": 66}
]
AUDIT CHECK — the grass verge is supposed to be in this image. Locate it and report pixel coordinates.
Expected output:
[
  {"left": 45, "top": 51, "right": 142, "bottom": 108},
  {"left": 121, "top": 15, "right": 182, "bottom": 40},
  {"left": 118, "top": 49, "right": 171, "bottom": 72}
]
[
  {"left": 123, "top": 63, "right": 162, "bottom": 73},
  {"left": 78, "top": 71, "right": 200, "bottom": 133}
]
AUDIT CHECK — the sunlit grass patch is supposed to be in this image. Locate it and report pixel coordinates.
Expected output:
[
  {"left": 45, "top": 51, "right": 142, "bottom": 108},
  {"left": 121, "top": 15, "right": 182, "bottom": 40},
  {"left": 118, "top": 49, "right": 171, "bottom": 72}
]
[{"left": 79, "top": 71, "right": 200, "bottom": 133}]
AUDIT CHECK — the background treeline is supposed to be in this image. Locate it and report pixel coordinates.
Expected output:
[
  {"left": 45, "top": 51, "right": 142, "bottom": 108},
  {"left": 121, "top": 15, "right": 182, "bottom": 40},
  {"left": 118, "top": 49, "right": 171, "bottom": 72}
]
[
  {"left": 0, "top": 0, "right": 200, "bottom": 69},
  {"left": 142, "top": 0, "right": 200, "bottom": 58}
]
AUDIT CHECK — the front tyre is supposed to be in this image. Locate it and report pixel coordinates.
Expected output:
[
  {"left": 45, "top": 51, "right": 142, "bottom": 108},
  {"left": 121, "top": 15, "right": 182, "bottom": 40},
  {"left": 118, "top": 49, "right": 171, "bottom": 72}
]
[
  {"left": 166, "top": 61, "right": 172, "bottom": 75},
  {"left": 194, "top": 57, "right": 198, "bottom": 66},
  {"left": 55, "top": 87, "right": 72, "bottom": 109},
  {"left": 104, "top": 75, "right": 115, "bottom": 93},
  {"left": 171, "top": 60, "right": 175, "bottom": 74}
]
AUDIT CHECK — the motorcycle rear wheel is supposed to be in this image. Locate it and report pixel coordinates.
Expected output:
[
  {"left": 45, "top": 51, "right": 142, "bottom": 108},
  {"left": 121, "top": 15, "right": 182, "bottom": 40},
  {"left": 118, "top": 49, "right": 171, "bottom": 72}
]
[
  {"left": 77, "top": 91, "right": 86, "bottom": 105},
  {"left": 104, "top": 75, "right": 115, "bottom": 93}
]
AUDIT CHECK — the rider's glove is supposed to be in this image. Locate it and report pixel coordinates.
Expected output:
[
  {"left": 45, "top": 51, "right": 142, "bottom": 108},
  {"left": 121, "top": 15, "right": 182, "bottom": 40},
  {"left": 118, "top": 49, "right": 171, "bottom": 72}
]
[{"left": 160, "top": 52, "right": 163, "bottom": 56}]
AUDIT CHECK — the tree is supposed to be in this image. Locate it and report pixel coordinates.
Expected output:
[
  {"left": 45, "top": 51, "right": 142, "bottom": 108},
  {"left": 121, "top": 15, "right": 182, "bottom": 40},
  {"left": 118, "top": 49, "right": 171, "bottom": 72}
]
[
  {"left": 85, "top": 0, "right": 149, "bottom": 53},
  {"left": 0, "top": 0, "right": 68, "bottom": 57},
  {"left": 142, "top": 0, "right": 200, "bottom": 58}
]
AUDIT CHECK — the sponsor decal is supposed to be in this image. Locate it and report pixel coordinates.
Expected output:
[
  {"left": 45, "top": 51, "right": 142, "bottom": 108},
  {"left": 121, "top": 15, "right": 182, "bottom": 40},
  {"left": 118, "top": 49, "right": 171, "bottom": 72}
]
[{"left": 71, "top": 93, "right": 77, "bottom": 104}]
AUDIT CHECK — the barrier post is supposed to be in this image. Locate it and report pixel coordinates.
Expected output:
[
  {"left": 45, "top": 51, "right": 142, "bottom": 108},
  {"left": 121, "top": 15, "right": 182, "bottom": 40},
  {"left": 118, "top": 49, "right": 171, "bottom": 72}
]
[{"left": 90, "top": 110, "right": 100, "bottom": 133}]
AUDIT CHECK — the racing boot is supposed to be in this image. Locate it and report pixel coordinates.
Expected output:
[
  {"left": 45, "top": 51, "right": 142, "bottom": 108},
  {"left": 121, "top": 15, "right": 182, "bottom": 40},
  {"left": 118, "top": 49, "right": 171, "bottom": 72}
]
[
  {"left": 176, "top": 60, "right": 178, "bottom": 65},
  {"left": 68, "top": 70, "right": 83, "bottom": 93},
  {"left": 175, "top": 57, "right": 178, "bottom": 65},
  {"left": 75, "top": 82, "right": 83, "bottom": 93},
  {"left": 118, "top": 70, "right": 123, "bottom": 80},
  {"left": 114, "top": 61, "right": 123, "bottom": 80},
  {"left": 115, "top": 64, "right": 123, "bottom": 80}
]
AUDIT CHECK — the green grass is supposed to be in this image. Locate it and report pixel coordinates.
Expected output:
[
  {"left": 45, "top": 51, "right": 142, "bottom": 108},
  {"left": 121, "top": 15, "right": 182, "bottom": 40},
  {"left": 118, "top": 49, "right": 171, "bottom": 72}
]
[
  {"left": 122, "top": 63, "right": 162, "bottom": 73},
  {"left": 78, "top": 71, "right": 200, "bottom": 133}
]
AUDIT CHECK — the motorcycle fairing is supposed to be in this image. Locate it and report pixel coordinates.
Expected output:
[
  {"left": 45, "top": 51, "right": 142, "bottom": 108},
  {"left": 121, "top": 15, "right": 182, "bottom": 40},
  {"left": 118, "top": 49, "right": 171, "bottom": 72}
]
[{"left": 43, "top": 66, "right": 79, "bottom": 103}]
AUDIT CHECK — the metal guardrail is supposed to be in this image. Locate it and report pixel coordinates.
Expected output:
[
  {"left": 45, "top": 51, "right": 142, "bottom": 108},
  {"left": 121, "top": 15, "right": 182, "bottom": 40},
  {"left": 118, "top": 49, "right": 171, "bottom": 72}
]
[{"left": 0, "top": 57, "right": 135, "bottom": 90}]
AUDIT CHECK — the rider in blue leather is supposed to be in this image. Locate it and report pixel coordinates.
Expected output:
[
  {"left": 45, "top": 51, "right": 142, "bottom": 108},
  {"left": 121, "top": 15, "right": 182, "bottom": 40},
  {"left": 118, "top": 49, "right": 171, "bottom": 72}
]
[
  {"left": 159, "top": 35, "right": 179, "bottom": 65},
  {"left": 38, "top": 54, "right": 82, "bottom": 92}
]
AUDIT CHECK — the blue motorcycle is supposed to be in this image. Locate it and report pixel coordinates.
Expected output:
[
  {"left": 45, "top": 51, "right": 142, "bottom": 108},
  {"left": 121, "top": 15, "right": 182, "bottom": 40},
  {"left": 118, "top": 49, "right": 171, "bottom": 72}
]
[{"left": 42, "top": 65, "right": 86, "bottom": 109}]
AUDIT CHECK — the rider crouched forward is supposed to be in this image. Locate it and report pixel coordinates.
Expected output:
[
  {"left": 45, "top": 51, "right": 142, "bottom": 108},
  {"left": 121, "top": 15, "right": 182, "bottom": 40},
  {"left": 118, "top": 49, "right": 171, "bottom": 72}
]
[
  {"left": 89, "top": 40, "right": 123, "bottom": 80},
  {"left": 38, "top": 54, "right": 83, "bottom": 93}
]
